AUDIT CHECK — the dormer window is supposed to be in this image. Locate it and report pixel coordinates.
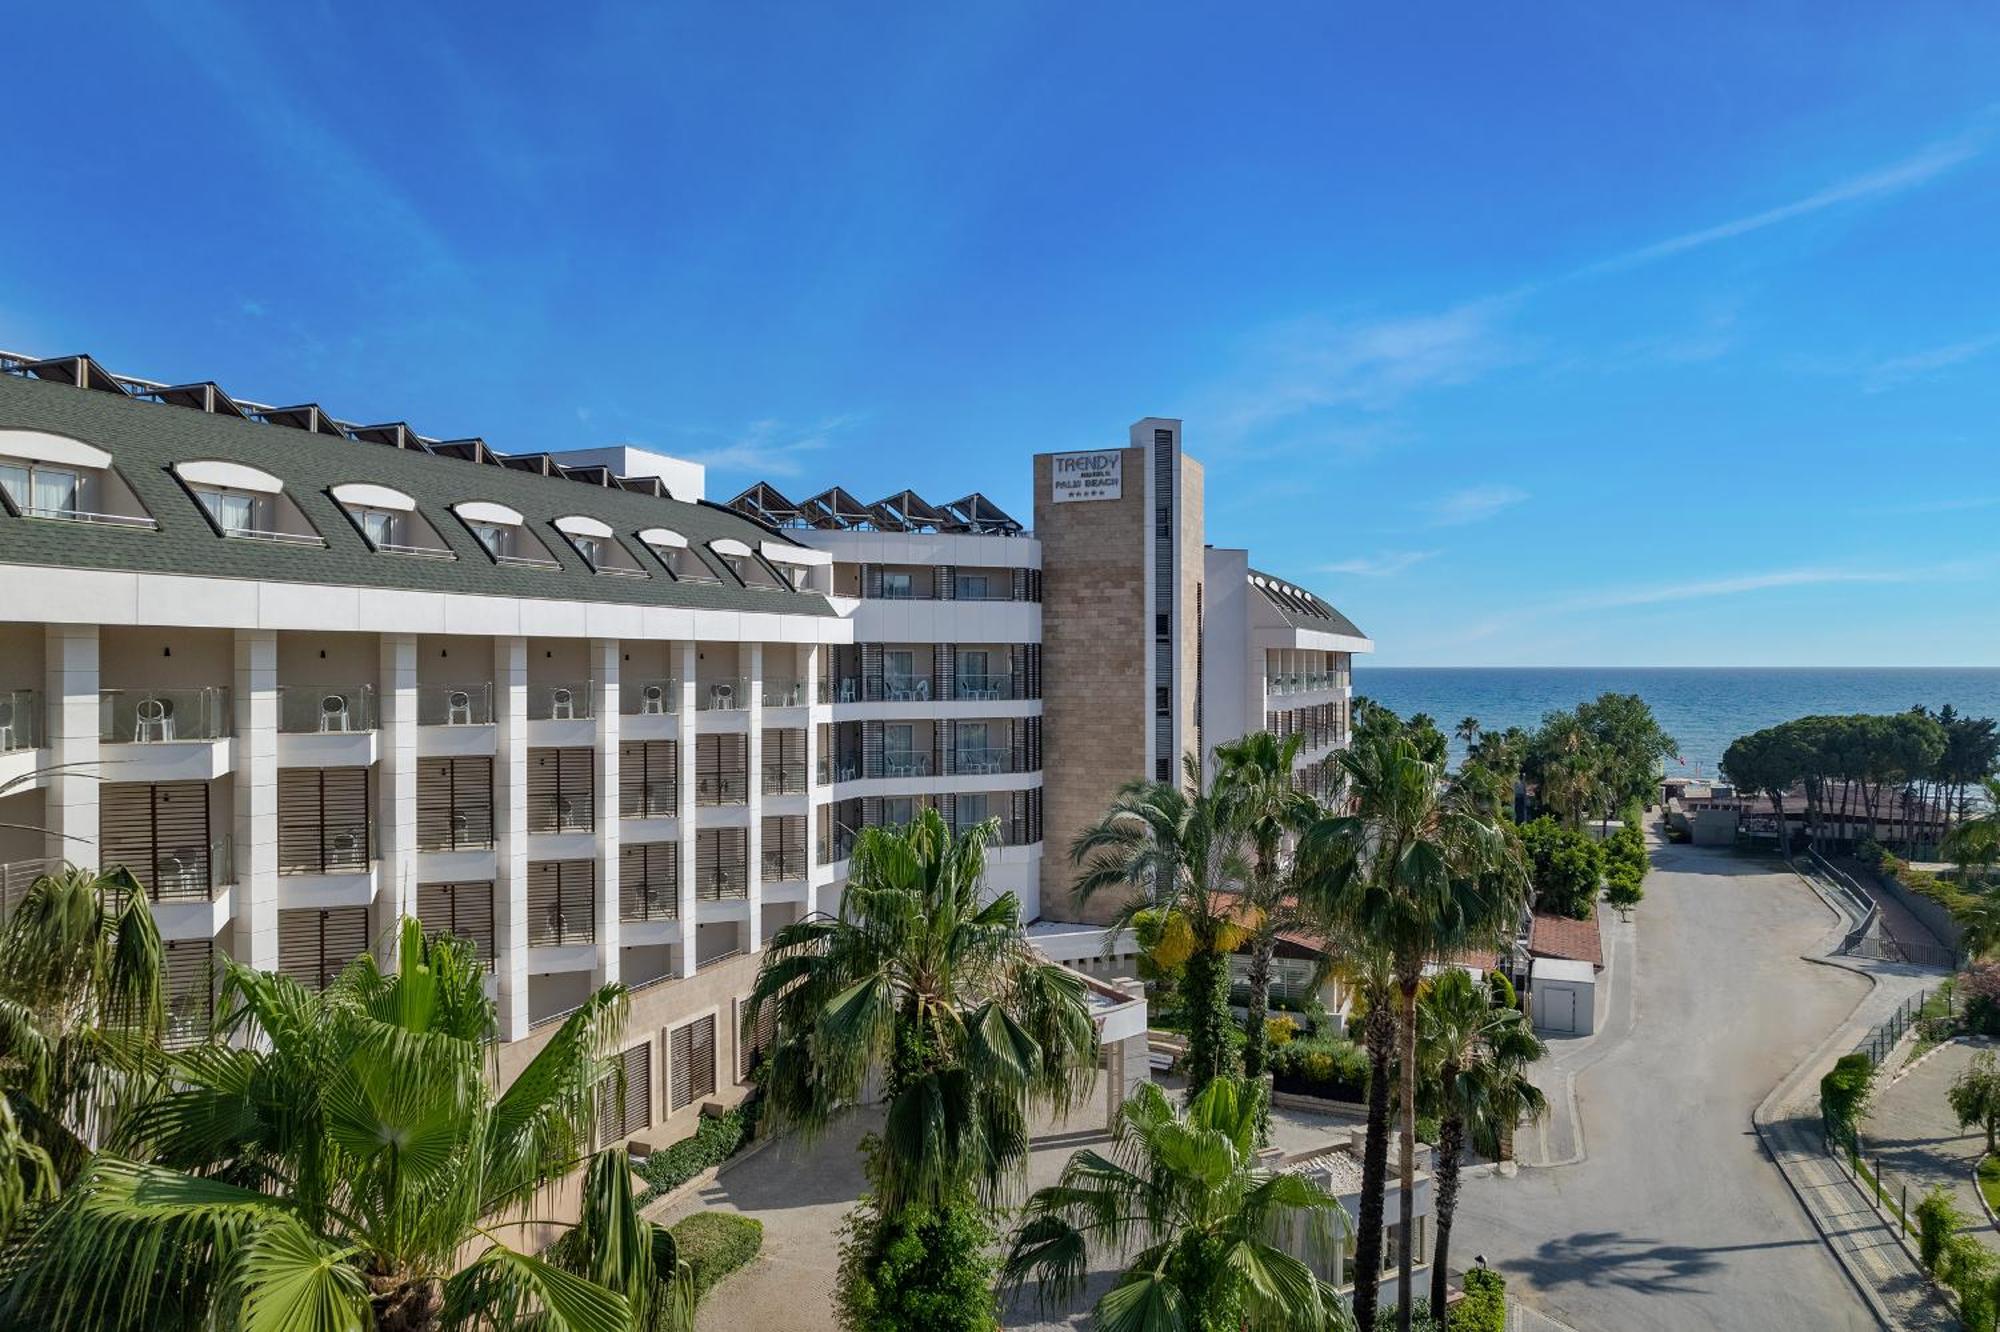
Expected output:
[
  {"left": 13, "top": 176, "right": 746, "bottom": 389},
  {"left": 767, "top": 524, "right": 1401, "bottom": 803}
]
[
  {"left": 710, "top": 537, "right": 785, "bottom": 590},
  {"left": 759, "top": 541, "right": 830, "bottom": 594},
  {"left": 554, "top": 515, "right": 646, "bottom": 577},
  {"left": 0, "top": 430, "right": 157, "bottom": 529},
  {"left": 452, "top": 501, "right": 560, "bottom": 569},
  {"left": 174, "top": 460, "right": 323, "bottom": 546},
  {"left": 330, "top": 483, "right": 454, "bottom": 559},
  {"left": 638, "top": 527, "right": 719, "bottom": 582}
]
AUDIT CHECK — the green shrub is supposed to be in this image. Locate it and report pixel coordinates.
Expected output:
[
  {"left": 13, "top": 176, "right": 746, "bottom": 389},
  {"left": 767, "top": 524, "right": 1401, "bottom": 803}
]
[
  {"left": 671, "top": 1211, "right": 764, "bottom": 1302},
  {"left": 1265, "top": 1014, "right": 1299, "bottom": 1048},
  {"left": 1916, "top": 1188, "right": 1966, "bottom": 1275},
  {"left": 635, "top": 1104, "right": 754, "bottom": 1204},
  {"left": 834, "top": 1191, "right": 999, "bottom": 1332},
  {"left": 1521, "top": 817, "right": 1604, "bottom": 920},
  {"left": 1964, "top": 968, "right": 2000, "bottom": 1039},
  {"left": 1269, "top": 1035, "right": 1370, "bottom": 1101},
  {"left": 1450, "top": 1267, "right": 1507, "bottom": 1332},
  {"left": 1488, "top": 969, "right": 1518, "bottom": 1011},
  {"left": 1820, "top": 1053, "right": 1874, "bottom": 1150}
]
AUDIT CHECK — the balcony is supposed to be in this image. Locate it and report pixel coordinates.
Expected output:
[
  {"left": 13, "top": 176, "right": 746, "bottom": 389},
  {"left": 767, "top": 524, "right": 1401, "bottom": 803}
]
[
  {"left": 761, "top": 847, "right": 809, "bottom": 882},
  {"left": 881, "top": 752, "right": 932, "bottom": 779},
  {"left": 827, "top": 676, "right": 861, "bottom": 704},
  {"left": 277, "top": 822, "right": 372, "bottom": 877},
  {"left": 621, "top": 781, "right": 678, "bottom": 820},
  {"left": 278, "top": 683, "right": 378, "bottom": 766},
  {"left": 418, "top": 682, "right": 493, "bottom": 727},
  {"left": 952, "top": 673, "right": 1014, "bottom": 702},
  {"left": 762, "top": 764, "right": 808, "bottom": 796},
  {"left": 527, "top": 681, "right": 594, "bottom": 722},
  {"left": 130, "top": 835, "right": 237, "bottom": 902},
  {"left": 529, "top": 908, "right": 594, "bottom": 948},
  {"left": 696, "top": 677, "right": 746, "bottom": 712},
  {"left": 621, "top": 880, "right": 680, "bottom": 924},
  {"left": 952, "top": 746, "right": 1015, "bottom": 776},
  {"left": 762, "top": 680, "right": 808, "bottom": 709},
  {"left": 882, "top": 674, "right": 932, "bottom": 704},
  {"left": 0, "top": 689, "right": 38, "bottom": 753},
  {"left": 695, "top": 773, "right": 749, "bottom": 806},
  {"left": 99, "top": 687, "right": 231, "bottom": 743},
  {"left": 621, "top": 678, "right": 680, "bottom": 716},
  {"left": 695, "top": 871, "right": 748, "bottom": 902},
  {"left": 526, "top": 794, "right": 595, "bottom": 835}
]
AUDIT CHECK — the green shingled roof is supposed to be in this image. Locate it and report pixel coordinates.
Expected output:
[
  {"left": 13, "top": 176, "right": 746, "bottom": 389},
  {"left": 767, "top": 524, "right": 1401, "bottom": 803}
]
[{"left": 0, "top": 372, "right": 837, "bottom": 619}]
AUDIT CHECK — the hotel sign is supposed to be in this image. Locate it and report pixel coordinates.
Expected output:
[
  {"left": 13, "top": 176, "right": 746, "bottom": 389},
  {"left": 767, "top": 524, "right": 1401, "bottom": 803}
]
[{"left": 1051, "top": 450, "right": 1122, "bottom": 503}]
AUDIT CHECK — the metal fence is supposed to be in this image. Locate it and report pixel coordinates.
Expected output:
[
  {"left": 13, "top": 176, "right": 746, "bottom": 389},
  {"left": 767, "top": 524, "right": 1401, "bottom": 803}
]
[{"left": 1852, "top": 986, "right": 1937, "bottom": 1066}]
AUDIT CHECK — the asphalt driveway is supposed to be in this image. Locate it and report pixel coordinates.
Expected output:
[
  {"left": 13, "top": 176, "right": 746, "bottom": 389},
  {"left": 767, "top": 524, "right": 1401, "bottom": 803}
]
[{"left": 1454, "top": 839, "right": 1876, "bottom": 1331}]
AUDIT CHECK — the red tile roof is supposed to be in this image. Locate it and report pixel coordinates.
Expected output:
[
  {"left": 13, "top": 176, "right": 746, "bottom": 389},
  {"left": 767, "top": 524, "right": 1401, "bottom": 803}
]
[{"left": 1527, "top": 913, "right": 1604, "bottom": 969}]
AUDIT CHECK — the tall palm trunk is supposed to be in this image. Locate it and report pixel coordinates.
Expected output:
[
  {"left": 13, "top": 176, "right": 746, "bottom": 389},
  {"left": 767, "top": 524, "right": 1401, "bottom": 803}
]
[
  {"left": 1353, "top": 998, "right": 1395, "bottom": 1332},
  {"left": 1180, "top": 947, "right": 1233, "bottom": 1101},
  {"left": 1242, "top": 934, "right": 1274, "bottom": 1086},
  {"left": 1428, "top": 1107, "right": 1465, "bottom": 1323},
  {"left": 1396, "top": 977, "right": 1419, "bottom": 1332}
]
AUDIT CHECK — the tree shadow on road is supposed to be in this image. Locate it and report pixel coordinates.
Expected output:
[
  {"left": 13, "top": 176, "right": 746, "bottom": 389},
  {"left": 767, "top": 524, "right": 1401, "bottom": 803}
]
[{"left": 1510, "top": 1229, "right": 1824, "bottom": 1297}]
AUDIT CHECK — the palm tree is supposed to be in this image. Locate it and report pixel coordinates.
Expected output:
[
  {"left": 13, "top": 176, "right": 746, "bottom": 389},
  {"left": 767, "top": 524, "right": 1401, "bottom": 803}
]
[
  {"left": 0, "top": 863, "right": 164, "bottom": 1221},
  {"left": 1072, "top": 755, "right": 1253, "bottom": 1102},
  {"left": 1951, "top": 889, "right": 2000, "bottom": 963},
  {"left": 747, "top": 809, "right": 1098, "bottom": 1212},
  {"left": 1001, "top": 1077, "right": 1354, "bottom": 1332},
  {"left": 1416, "top": 969, "right": 1546, "bottom": 1323},
  {"left": 1299, "top": 737, "right": 1526, "bottom": 1332},
  {"left": 1944, "top": 778, "right": 2000, "bottom": 886},
  {"left": 0, "top": 918, "right": 685, "bottom": 1332},
  {"left": 1330, "top": 944, "right": 1398, "bottom": 1332},
  {"left": 1214, "top": 731, "right": 1317, "bottom": 1101},
  {"left": 1454, "top": 717, "right": 1481, "bottom": 751}
]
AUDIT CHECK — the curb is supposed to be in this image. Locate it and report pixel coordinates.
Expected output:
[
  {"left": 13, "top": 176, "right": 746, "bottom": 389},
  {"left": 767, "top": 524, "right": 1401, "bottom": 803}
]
[{"left": 1976, "top": 1151, "right": 1999, "bottom": 1234}]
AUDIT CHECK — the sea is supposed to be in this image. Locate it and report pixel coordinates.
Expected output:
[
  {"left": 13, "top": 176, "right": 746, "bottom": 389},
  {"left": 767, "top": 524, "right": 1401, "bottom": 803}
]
[{"left": 1352, "top": 667, "right": 2000, "bottom": 780}]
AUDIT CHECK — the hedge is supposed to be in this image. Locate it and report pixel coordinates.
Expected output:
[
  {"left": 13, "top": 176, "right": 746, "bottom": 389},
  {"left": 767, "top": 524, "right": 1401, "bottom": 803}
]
[
  {"left": 1268, "top": 1035, "right": 1370, "bottom": 1102},
  {"left": 634, "top": 1102, "right": 757, "bottom": 1205},
  {"left": 1451, "top": 1267, "right": 1506, "bottom": 1332},
  {"left": 672, "top": 1211, "right": 764, "bottom": 1302}
]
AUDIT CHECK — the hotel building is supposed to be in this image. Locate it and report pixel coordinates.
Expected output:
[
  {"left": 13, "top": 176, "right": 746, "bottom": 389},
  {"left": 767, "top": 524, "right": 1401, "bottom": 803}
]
[{"left": 0, "top": 351, "right": 1365, "bottom": 1147}]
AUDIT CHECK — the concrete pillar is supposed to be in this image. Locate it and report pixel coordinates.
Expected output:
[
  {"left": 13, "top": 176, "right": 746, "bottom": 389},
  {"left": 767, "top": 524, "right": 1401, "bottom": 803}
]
[
  {"left": 745, "top": 641, "right": 763, "bottom": 953},
  {"left": 374, "top": 634, "right": 419, "bottom": 952},
  {"left": 232, "top": 631, "right": 279, "bottom": 971},
  {"left": 493, "top": 637, "right": 530, "bottom": 1040},
  {"left": 675, "top": 641, "right": 698, "bottom": 978},
  {"left": 43, "top": 625, "right": 99, "bottom": 867},
  {"left": 592, "top": 638, "right": 621, "bottom": 986}
]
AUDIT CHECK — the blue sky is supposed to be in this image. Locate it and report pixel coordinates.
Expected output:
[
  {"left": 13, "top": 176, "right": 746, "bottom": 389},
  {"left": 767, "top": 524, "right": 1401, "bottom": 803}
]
[{"left": 3, "top": 3, "right": 1996, "bottom": 666}]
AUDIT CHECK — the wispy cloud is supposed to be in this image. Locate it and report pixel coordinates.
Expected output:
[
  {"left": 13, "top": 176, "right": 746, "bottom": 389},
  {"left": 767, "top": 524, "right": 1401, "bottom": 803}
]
[
  {"left": 674, "top": 414, "right": 861, "bottom": 478},
  {"left": 1319, "top": 550, "right": 1440, "bottom": 577},
  {"left": 1563, "top": 567, "right": 1906, "bottom": 612},
  {"left": 1862, "top": 333, "right": 2000, "bottom": 393},
  {"left": 1426, "top": 485, "right": 1528, "bottom": 528},
  {"left": 1583, "top": 135, "right": 1983, "bottom": 276}
]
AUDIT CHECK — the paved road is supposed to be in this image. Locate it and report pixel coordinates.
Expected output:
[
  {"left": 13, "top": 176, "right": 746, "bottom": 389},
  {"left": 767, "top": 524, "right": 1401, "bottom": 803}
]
[
  {"left": 1865, "top": 1041, "right": 1998, "bottom": 1246},
  {"left": 1455, "top": 839, "right": 1878, "bottom": 1331}
]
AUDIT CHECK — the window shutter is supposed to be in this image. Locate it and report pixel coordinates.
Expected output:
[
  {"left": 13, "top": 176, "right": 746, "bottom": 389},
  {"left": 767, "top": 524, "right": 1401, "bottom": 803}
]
[
  {"left": 669, "top": 1023, "right": 695, "bottom": 1111},
  {"left": 862, "top": 643, "right": 884, "bottom": 701},
  {"left": 696, "top": 734, "right": 748, "bottom": 805},
  {"left": 696, "top": 829, "right": 747, "bottom": 900},
  {"left": 1011, "top": 567, "right": 1028, "bottom": 601},
  {"left": 736, "top": 996, "right": 777, "bottom": 1083},
  {"left": 1011, "top": 721, "right": 1026, "bottom": 774},
  {"left": 278, "top": 906, "right": 368, "bottom": 991},
  {"left": 597, "top": 1040, "right": 654, "bottom": 1146},
  {"left": 862, "top": 563, "right": 882, "bottom": 599},
  {"left": 162, "top": 939, "right": 214, "bottom": 1047},
  {"left": 934, "top": 644, "right": 952, "bottom": 701},
  {"left": 100, "top": 781, "right": 214, "bottom": 900},
  {"left": 416, "top": 880, "right": 496, "bottom": 969},
  {"left": 861, "top": 721, "right": 883, "bottom": 779},
  {"left": 690, "top": 1015, "right": 717, "bottom": 1102},
  {"left": 936, "top": 564, "right": 956, "bottom": 600},
  {"left": 527, "top": 748, "right": 594, "bottom": 833},
  {"left": 417, "top": 757, "right": 493, "bottom": 851},
  {"left": 277, "top": 769, "right": 371, "bottom": 875},
  {"left": 526, "top": 861, "right": 595, "bottom": 945},
  {"left": 619, "top": 843, "right": 679, "bottom": 921},
  {"left": 619, "top": 741, "right": 678, "bottom": 817},
  {"left": 670, "top": 1014, "right": 718, "bottom": 1111}
]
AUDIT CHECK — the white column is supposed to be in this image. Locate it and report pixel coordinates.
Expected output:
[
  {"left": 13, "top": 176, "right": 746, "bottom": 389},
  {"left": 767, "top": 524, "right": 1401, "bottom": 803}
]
[
  {"left": 803, "top": 643, "right": 825, "bottom": 917},
  {"left": 233, "top": 631, "right": 279, "bottom": 971},
  {"left": 493, "top": 637, "right": 530, "bottom": 1040},
  {"left": 745, "top": 642, "right": 764, "bottom": 954},
  {"left": 675, "top": 641, "right": 699, "bottom": 978},
  {"left": 592, "top": 638, "right": 621, "bottom": 987},
  {"left": 374, "top": 635, "right": 419, "bottom": 953},
  {"left": 43, "top": 626, "right": 99, "bottom": 866}
]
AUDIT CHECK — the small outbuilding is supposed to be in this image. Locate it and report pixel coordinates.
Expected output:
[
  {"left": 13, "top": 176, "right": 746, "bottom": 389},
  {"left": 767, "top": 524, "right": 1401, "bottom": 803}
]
[{"left": 1530, "top": 957, "right": 1597, "bottom": 1036}]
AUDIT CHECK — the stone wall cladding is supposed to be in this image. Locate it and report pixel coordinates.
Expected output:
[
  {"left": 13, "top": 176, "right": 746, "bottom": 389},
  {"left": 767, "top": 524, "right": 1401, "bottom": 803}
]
[
  {"left": 1177, "top": 455, "right": 1205, "bottom": 773},
  {"left": 1034, "top": 447, "right": 1147, "bottom": 924}
]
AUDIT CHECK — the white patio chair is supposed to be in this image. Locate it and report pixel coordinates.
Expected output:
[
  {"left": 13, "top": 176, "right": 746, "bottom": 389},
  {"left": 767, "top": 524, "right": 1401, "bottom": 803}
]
[
  {"left": 709, "top": 682, "right": 735, "bottom": 711},
  {"left": 134, "top": 696, "right": 175, "bottom": 743},
  {"left": 446, "top": 689, "right": 474, "bottom": 725},
  {"left": 640, "top": 683, "right": 667, "bottom": 715},
  {"left": 318, "top": 692, "right": 351, "bottom": 734},
  {"left": 0, "top": 698, "right": 14, "bottom": 751},
  {"left": 551, "top": 686, "right": 577, "bottom": 720}
]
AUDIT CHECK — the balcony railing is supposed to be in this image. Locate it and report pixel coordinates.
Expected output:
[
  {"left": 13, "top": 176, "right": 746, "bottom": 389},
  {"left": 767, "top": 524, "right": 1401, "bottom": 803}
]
[
  {"left": 527, "top": 681, "right": 593, "bottom": 721},
  {"left": 622, "top": 881, "right": 679, "bottom": 923},
  {"left": 762, "top": 765, "right": 808, "bottom": 795},
  {"left": 696, "top": 678, "right": 746, "bottom": 711},
  {"left": 827, "top": 677, "right": 862, "bottom": 704},
  {"left": 882, "top": 752, "right": 932, "bottom": 778},
  {"left": 952, "top": 746, "right": 1015, "bottom": 776},
  {"left": 529, "top": 909, "right": 593, "bottom": 948},
  {"left": 417, "top": 682, "right": 493, "bottom": 726},
  {"left": 695, "top": 774, "right": 749, "bottom": 806},
  {"left": 622, "top": 678, "right": 680, "bottom": 716},
  {"left": 695, "top": 872, "right": 747, "bottom": 902},
  {"left": 277, "top": 683, "right": 376, "bottom": 734},
  {"left": 761, "top": 848, "right": 808, "bottom": 881},
  {"left": 882, "top": 674, "right": 931, "bottom": 703},
  {"left": 620, "top": 782, "right": 677, "bottom": 819},
  {"left": 278, "top": 824, "right": 370, "bottom": 876},
  {"left": 0, "top": 857, "right": 55, "bottom": 922},
  {"left": 762, "top": 680, "right": 808, "bottom": 708},
  {"left": 11, "top": 503, "right": 158, "bottom": 530},
  {"left": 145, "top": 835, "right": 237, "bottom": 900},
  {"left": 697, "top": 947, "right": 747, "bottom": 971},
  {"left": 828, "top": 754, "right": 862, "bottom": 783},
  {"left": 416, "top": 808, "right": 495, "bottom": 852},
  {"left": 99, "top": 687, "right": 232, "bottom": 742},
  {"left": 0, "top": 688, "right": 38, "bottom": 752},
  {"left": 527, "top": 796, "right": 594, "bottom": 834},
  {"left": 952, "top": 673, "right": 1013, "bottom": 701}
]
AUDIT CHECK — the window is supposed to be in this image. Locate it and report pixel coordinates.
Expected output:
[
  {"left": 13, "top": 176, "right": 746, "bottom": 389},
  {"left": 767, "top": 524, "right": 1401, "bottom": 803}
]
[
  {"left": 359, "top": 507, "right": 395, "bottom": 548},
  {"left": 639, "top": 528, "right": 718, "bottom": 581},
  {"left": 574, "top": 535, "right": 602, "bottom": 566},
  {"left": 454, "top": 501, "right": 559, "bottom": 569},
  {"left": 669, "top": 1014, "right": 717, "bottom": 1111},
  {"left": 955, "top": 572, "right": 991, "bottom": 600},
  {"left": 881, "top": 796, "right": 916, "bottom": 827},
  {"left": 197, "top": 487, "right": 256, "bottom": 534},
  {"left": 957, "top": 792, "right": 990, "bottom": 832},
  {"left": 0, "top": 459, "right": 78, "bottom": 519},
  {"left": 557, "top": 515, "right": 646, "bottom": 576},
  {"left": 416, "top": 881, "right": 496, "bottom": 969},
  {"left": 332, "top": 484, "right": 454, "bottom": 559},
  {"left": 880, "top": 571, "right": 914, "bottom": 599},
  {"left": 470, "top": 522, "right": 508, "bottom": 556}
]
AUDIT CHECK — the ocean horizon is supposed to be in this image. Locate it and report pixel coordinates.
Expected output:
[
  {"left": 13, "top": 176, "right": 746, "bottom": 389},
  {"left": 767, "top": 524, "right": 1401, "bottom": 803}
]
[{"left": 1352, "top": 666, "right": 2000, "bottom": 779}]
